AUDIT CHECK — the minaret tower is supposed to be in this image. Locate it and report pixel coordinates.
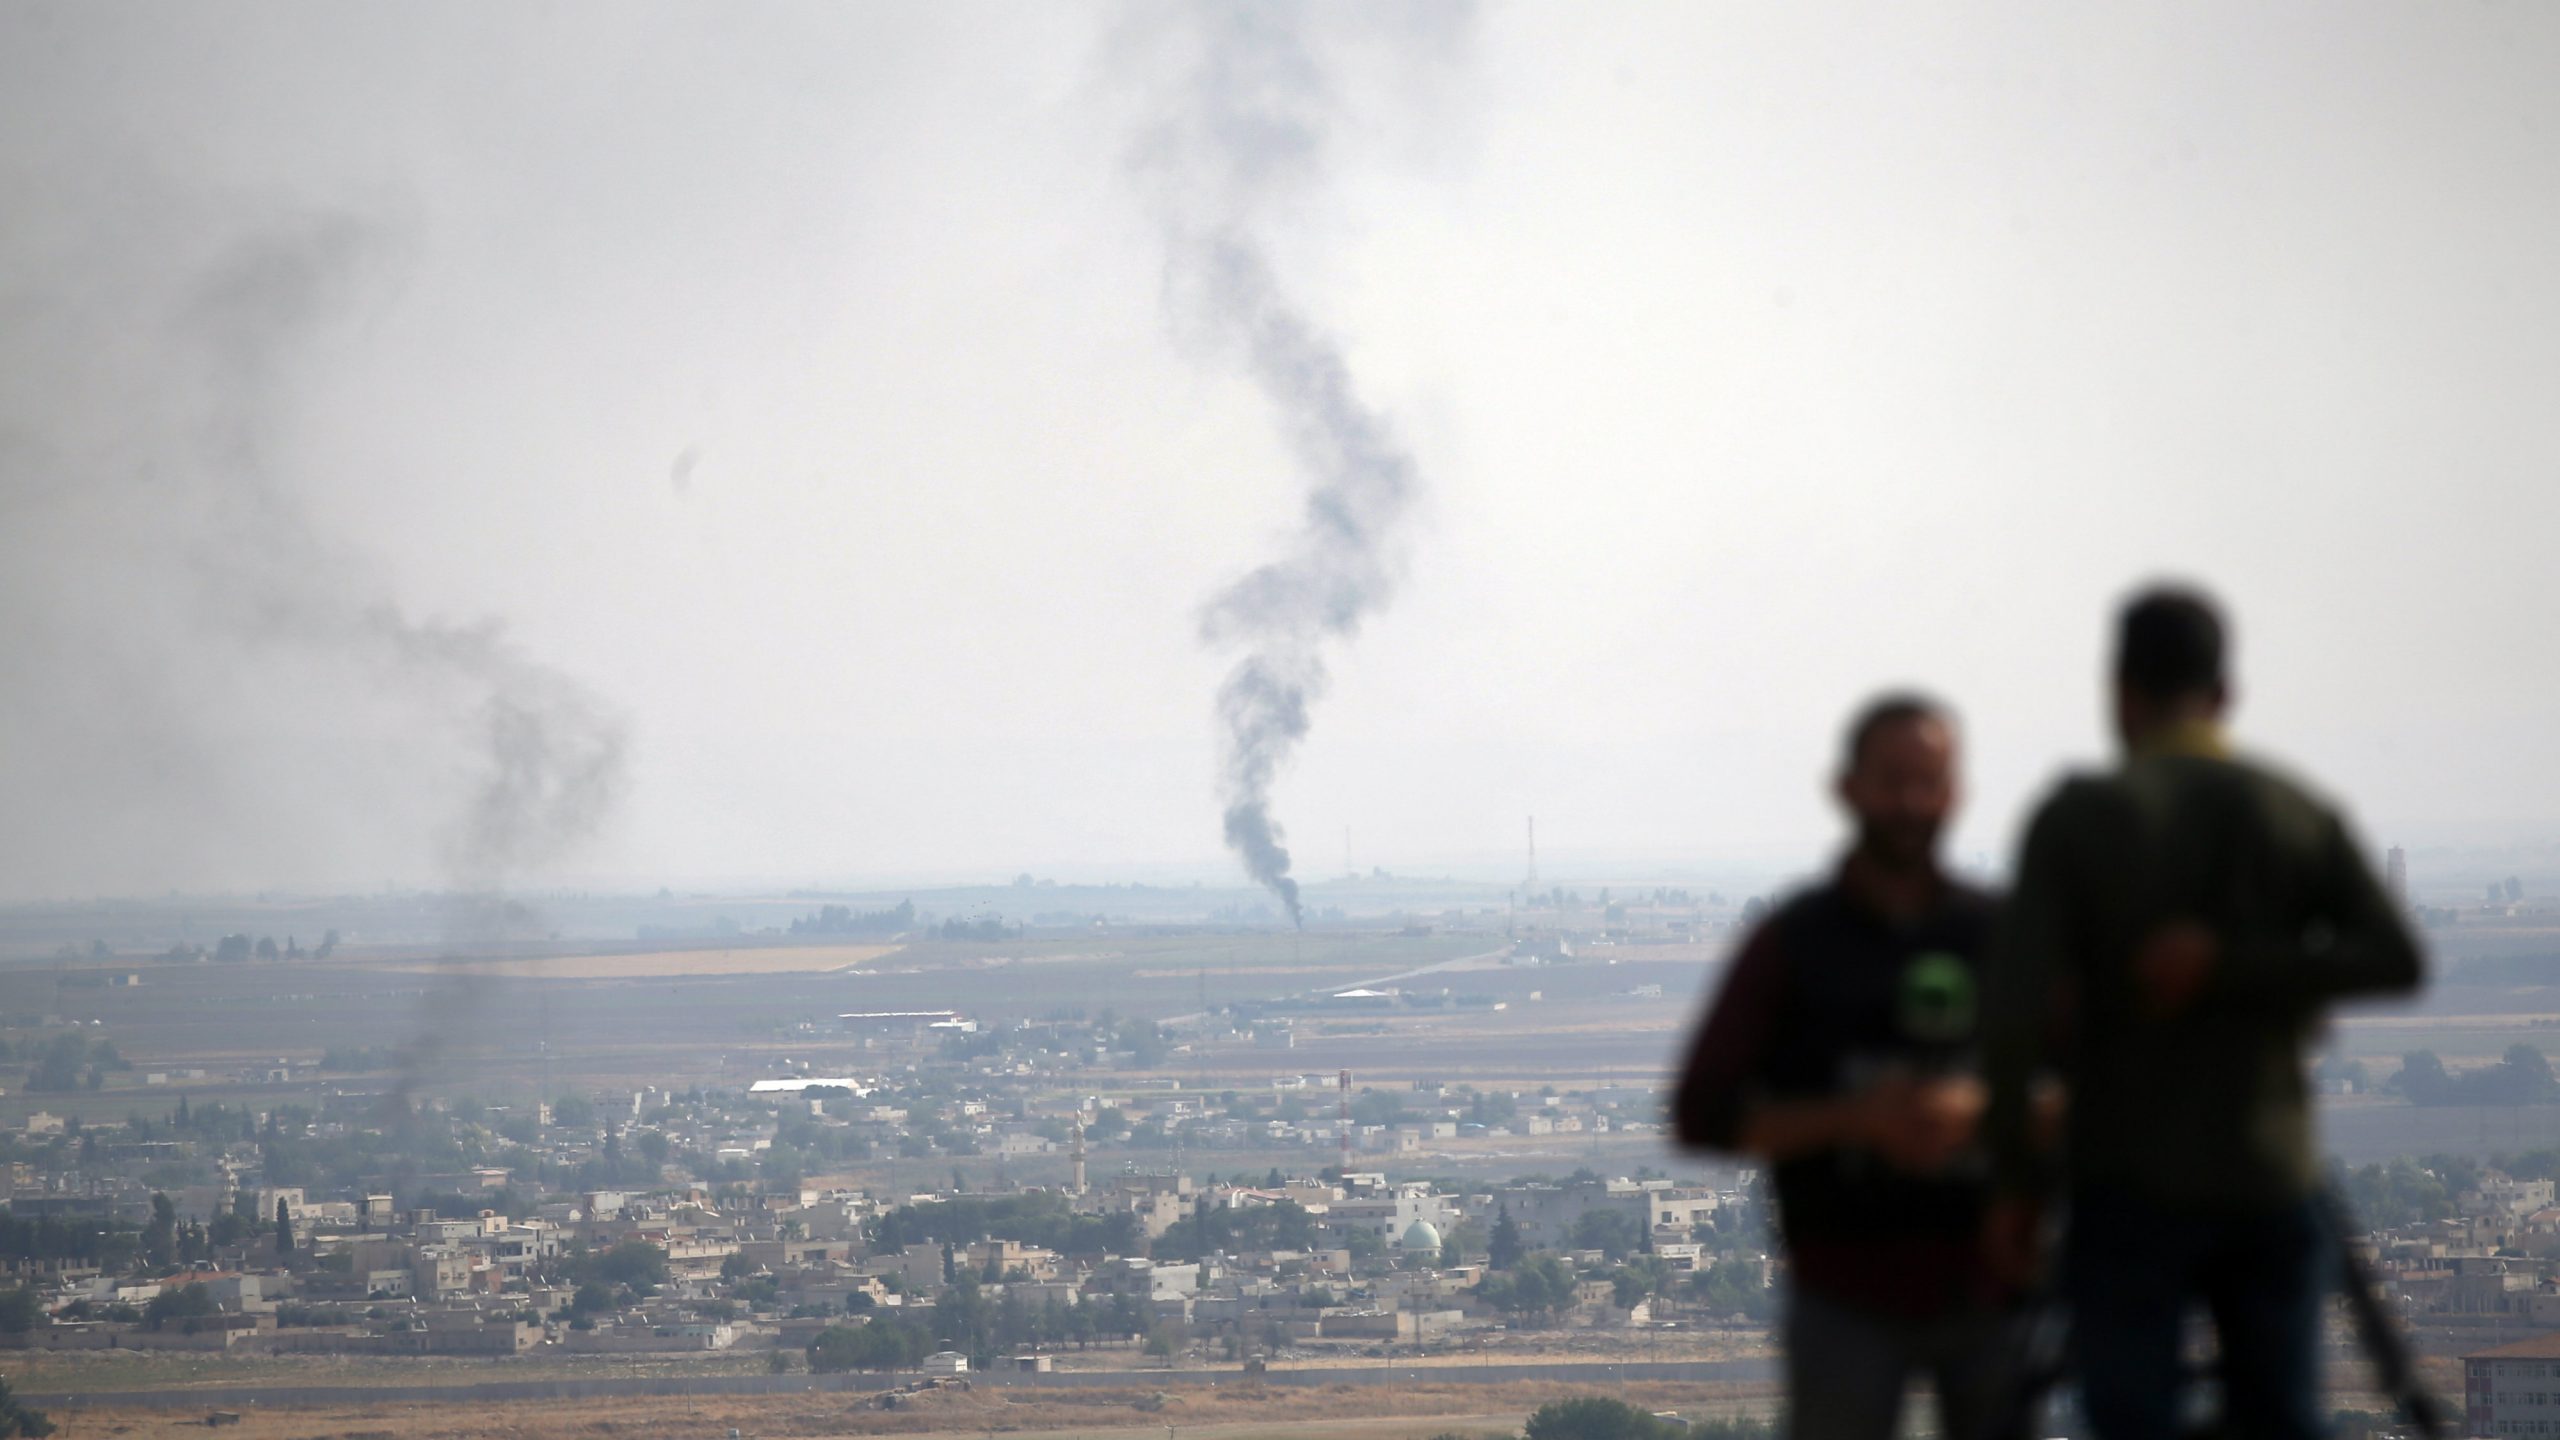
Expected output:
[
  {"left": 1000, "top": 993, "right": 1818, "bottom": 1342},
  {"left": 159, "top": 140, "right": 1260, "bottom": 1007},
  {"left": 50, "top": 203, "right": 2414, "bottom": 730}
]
[{"left": 1070, "top": 1114, "right": 1088, "bottom": 1198}]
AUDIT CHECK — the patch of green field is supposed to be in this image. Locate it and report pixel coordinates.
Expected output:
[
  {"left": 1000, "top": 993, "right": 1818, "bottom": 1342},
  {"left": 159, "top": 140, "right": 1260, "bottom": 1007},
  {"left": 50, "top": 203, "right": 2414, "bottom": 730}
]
[{"left": 3, "top": 1346, "right": 773, "bottom": 1393}]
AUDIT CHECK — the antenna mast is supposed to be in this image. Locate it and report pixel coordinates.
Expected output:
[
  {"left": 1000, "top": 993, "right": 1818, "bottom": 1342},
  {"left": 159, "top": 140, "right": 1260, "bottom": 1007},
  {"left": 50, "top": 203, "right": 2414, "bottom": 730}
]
[{"left": 1338, "top": 1067, "right": 1352, "bottom": 1181}]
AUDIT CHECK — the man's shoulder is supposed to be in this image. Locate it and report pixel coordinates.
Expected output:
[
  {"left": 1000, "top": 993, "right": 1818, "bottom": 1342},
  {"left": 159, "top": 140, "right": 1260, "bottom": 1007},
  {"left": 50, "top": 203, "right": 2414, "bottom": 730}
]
[
  {"left": 2136, "top": 748, "right": 2345, "bottom": 836},
  {"left": 1729, "top": 883, "right": 1848, "bottom": 955},
  {"left": 1756, "top": 873, "right": 1996, "bottom": 934},
  {"left": 1936, "top": 876, "right": 2001, "bottom": 923},
  {"left": 2224, "top": 748, "right": 2342, "bottom": 815},
  {"left": 2024, "top": 769, "right": 2138, "bottom": 838},
  {"left": 1769, "top": 877, "right": 1860, "bottom": 926}
]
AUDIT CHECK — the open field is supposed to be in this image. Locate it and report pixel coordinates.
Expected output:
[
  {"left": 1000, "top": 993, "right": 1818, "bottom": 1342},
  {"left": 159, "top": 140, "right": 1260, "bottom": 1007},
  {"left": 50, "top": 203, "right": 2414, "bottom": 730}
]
[
  {"left": 2332, "top": 1011, "right": 2560, "bottom": 1065},
  {"left": 2321, "top": 1098, "right": 2560, "bottom": 1164},
  {"left": 1, "top": 1332, "right": 1780, "bottom": 1397},
  {"left": 0, "top": 929, "right": 1585, "bottom": 1120},
  {"left": 27, "top": 1376, "right": 1783, "bottom": 1440},
  {"left": 17, "top": 1360, "right": 2452, "bottom": 1440},
  {"left": 388, "top": 944, "right": 902, "bottom": 980},
  {"left": 1, "top": 906, "right": 2557, "bottom": 1180}
]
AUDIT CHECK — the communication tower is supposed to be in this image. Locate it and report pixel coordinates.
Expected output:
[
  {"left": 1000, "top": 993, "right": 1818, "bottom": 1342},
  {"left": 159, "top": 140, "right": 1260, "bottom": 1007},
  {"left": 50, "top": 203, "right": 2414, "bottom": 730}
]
[{"left": 1338, "top": 1068, "right": 1352, "bottom": 1180}]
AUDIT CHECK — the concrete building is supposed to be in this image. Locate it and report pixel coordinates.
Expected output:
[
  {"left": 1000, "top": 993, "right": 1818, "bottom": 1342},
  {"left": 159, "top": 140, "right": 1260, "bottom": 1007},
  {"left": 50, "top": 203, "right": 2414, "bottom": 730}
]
[
  {"left": 2467, "top": 1333, "right": 2560, "bottom": 1436},
  {"left": 1325, "top": 1184, "right": 1456, "bottom": 1248},
  {"left": 1483, "top": 1178, "right": 1664, "bottom": 1250}
]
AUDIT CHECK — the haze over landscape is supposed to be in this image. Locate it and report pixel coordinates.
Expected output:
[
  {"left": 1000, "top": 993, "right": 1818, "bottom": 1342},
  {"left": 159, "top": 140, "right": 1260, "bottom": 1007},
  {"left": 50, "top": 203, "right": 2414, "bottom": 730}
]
[
  {"left": 4, "top": 7, "right": 2560, "bottom": 1439},
  {"left": 6, "top": 3, "right": 2559, "bottom": 905}
]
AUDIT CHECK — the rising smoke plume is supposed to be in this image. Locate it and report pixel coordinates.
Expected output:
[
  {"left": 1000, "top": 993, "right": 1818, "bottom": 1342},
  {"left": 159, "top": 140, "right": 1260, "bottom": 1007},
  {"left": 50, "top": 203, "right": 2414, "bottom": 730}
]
[
  {"left": 1121, "top": 3, "right": 1471, "bottom": 925},
  {"left": 188, "top": 219, "right": 630, "bottom": 910},
  {"left": 0, "top": 200, "right": 626, "bottom": 910}
]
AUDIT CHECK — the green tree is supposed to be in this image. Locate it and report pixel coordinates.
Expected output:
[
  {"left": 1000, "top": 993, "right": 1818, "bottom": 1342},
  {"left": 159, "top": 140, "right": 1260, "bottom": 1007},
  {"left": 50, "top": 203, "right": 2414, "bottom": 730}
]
[
  {"left": 583, "top": 1240, "right": 671, "bottom": 1293},
  {"left": 807, "top": 1323, "right": 863, "bottom": 1372},
  {"left": 1114, "top": 1019, "right": 1170, "bottom": 1069},
  {"left": 143, "top": 1282, "right": 216, "bottom": 1332},
  {"left": 0, "top": 1288, "right": 42, "bottom": 1336},
  {"left": 276, "top": 1198, "right": 295, "bottom": 1258},
  {"left": 1571, "top": 1208, "right": 1643, "bottom": 1261},
  {"left": 2392, "top": 1051, "right": 2450, "bottom": 1104},
  {"left": 808, "top": 1318, "right": 930, "bottom": 1372},
  {"left": 1691, "top": 1259, "right": 1771, "bottom": 1321},
  {"left": 2339, "top": 1157, "right": 2456, "bottom": 1229},
  {"left": 1478, "top": 1252, "right": 1576, "bottom": 1326},
  {"left": 1524, "top": 1396, "right": 1669, "bottom": 1440},
  {"left": 24, "top": 1034, "right": 89, "bottom": 1093},
  {"left": 142, "top": 1193, "right": 176, "bottom": 1268},
  {"left": 1488, "top": 1206, "right": 1524, "bottom": 1270},
  {"left": 0, "top": 1375, "right": 54, "bottom": 1437},
  {"left": 2500, "top": 1044, "right": 2559, "bottom": 1102},
  {"left": 1350, "top": 1090, "right": 1409, "bottom": 1126}
]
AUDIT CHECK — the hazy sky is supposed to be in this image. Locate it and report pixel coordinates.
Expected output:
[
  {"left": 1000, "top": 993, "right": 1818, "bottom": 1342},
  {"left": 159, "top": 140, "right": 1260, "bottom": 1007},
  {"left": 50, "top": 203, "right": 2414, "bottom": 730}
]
[{"left": 3, "top": 2, "right": 2556, "bottom": 902}]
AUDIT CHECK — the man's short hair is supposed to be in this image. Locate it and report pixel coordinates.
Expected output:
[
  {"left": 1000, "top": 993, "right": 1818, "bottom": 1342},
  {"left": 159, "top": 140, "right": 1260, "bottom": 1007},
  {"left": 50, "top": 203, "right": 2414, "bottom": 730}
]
[
  {"left": 2116, "top": 585, "right": 2227, "bottom": 699},
  {"left": 1842, "top": 692, "right": 1951, "bottom": 773}
]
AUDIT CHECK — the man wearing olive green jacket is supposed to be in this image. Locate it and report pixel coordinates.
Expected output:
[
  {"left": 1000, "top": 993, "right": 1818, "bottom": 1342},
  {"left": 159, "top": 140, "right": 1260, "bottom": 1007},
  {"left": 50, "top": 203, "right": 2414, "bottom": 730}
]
[{"left": 1983, "top": 586, "right": 2423, "bottom": 1440}]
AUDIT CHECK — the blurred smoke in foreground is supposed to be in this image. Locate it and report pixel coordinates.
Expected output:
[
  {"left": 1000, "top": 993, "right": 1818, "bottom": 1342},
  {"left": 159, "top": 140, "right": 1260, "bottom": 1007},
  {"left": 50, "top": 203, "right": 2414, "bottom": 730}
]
[{"left": 0, "top": 202, "right": 627, "bottom": 1100}]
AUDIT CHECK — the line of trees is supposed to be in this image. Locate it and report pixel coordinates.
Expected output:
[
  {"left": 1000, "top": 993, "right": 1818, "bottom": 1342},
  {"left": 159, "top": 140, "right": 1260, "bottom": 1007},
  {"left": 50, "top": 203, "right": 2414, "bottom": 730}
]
[
  {"left": 23, "top": 1032, "right": 127, "bottom": 1093},
  {"left": 869, "top": 1192, "right": 1140, "bottom": 1258},
  {"left": 1150, "top": 1199, "right": 1315, "bottom": 1262},
  {"left": 2392, "top": 1046, "right": 2558, "bottom": 1107},
  {"left": 804, "top": 1279, "right": 1162, "bottom": 1372},
  {"left": 1520, "top": 1397, "right": 1769, "bottom": 1440},
  {"left": 789, "top": 900, "right": 914, "bottom": 937}
]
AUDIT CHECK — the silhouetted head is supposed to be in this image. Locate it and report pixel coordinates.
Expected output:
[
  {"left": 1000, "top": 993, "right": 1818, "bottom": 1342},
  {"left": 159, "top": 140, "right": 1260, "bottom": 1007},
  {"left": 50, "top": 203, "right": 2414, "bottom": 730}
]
[
  {"left": 2112, "top": 585, "right": 2231, "bottom": 749},
  {"left": 1836, "top": 693, "right": 1958, "bottom": 875}
]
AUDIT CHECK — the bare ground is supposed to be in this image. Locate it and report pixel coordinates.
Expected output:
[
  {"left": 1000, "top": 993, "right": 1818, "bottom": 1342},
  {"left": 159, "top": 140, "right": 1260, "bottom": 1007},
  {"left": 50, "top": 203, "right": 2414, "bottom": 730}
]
[{"left": 44, "top": 1378, "right": 1779, "bottom": 1440}]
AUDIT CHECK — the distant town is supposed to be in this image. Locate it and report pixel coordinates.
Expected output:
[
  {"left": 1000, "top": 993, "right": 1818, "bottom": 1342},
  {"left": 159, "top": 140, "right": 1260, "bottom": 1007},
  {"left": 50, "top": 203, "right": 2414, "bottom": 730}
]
[{"left": 0, "top": 857, "right": 2555, "bottom": 1433}]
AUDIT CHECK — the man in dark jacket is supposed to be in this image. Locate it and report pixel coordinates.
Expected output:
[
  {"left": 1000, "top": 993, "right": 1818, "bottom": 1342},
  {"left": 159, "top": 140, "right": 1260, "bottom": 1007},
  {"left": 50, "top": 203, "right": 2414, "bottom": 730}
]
[
  {"left": 1676, "top": 694, "right": 2021, "bottom": 1440},
  {"left": 1983, "top": 586, "right": 2424, "bottom": 1440}
]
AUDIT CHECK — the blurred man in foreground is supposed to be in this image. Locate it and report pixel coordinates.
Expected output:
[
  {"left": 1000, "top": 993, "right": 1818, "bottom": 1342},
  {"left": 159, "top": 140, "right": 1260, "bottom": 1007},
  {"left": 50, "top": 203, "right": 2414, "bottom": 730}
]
[
  {"left": 1676, "top": 695, "right": 2022, "bottom": 1440},
  {"left": 1984, "top": 586, "right": 2424, "bottom": 1440}
]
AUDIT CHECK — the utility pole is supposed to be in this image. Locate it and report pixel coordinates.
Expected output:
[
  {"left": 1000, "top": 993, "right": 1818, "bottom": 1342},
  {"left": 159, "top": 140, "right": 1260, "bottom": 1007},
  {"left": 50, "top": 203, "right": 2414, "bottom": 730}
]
[
  {"left": 1338, "top": 1068, "right": 1352, "bottom": 1181},
  {"left": 538, "top": 997, "right": 553, "bottom": 1132}
]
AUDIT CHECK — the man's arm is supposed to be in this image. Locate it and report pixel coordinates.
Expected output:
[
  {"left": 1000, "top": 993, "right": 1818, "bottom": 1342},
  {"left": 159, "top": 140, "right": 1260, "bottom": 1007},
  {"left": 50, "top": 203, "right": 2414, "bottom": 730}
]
[
  {"left": 1672, "top": 925, "right": 1787, "bottom": 1154},
  {"left": 1732, "top": 1094, "right": 1883, "bottom": 1161},
  {"left": 2207, "top": 810, "right": 2424, "bottom": 1010},
  {"left": 1984, "top": 794, "right": 2077, "bottom": 1198}
]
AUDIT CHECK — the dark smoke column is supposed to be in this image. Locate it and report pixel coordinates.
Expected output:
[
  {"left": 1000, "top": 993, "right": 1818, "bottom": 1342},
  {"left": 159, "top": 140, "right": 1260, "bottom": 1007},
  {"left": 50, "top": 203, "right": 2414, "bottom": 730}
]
[
  {"left": 180, "top": 220, "right": 629, "bottom": 913},
  {"left": 1123, "top": 5, "right": 1469, "bottom": 927}
]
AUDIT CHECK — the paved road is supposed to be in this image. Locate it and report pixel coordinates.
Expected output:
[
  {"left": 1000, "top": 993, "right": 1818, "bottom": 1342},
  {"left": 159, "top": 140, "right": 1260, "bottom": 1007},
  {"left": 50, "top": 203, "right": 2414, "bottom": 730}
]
[
  {"left": 1333, "top": 948, "right": 1515, "bottom": 996},
  {"left": 24, "top": 1355, "right": 1781, "bottom": 1412}
]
